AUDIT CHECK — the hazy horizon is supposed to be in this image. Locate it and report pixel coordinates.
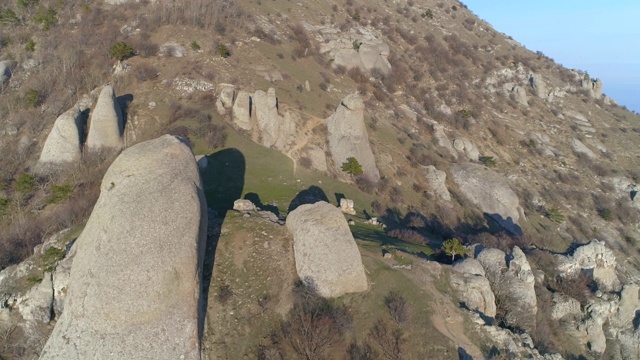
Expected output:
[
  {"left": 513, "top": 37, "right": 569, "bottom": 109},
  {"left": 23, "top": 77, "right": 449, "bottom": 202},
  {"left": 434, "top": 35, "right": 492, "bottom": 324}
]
[{"left": 464, "top": 0, "right": 640, "bottom": 113}]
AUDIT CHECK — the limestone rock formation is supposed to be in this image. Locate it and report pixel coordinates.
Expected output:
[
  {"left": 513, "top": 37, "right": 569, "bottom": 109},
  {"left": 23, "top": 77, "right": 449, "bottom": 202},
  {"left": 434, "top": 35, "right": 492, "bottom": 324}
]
[
  {"left": 254, "top": 88, "right": 280, "bottom": 148},
  {"left": 550, "top": 293, "right": 581, "bottom": 320},
  {"left": 0, "top": 60, "right": 16, "bottom": 85},
  {"left": 285, "top": 201, "right": 367, "bottom": 298},
  {"left": 303, "top": 145, "right": 328, "bottom": 172},
  {"left": 339, "top": 198, "right": 355, "bottom": 215},
  {"left": 450, "top": 163, "right": 524, "bottom": 234},
  {"left": 17, "top": 272, "right": 53, "bottom": 324},
  {"left": 430, "top": 122, "right": 458, "bottom": 160},
  {"left": 37, "top": 107, "right": 84, "bottom": 169},
  {"left": 232, "top": 90, "right": 254, "bottom": 131},
  {"left": 159, "top": 42, "right": 187, "bottom": 57},
  {"left": 452, "top": 137, "right": 479, "bottom": 161},
  {"left": 571, "top": 138, "right": 596, "bottom": 159},
  {"left": 476, "top": 247, "right": 537, "bottom": 330},
  {"left": 528, "top": 73, "right": 547, "bottom": 99},
  {"left": 511, "top": 85, "right": 528, "bottom": 106},
  {"left": 85, "top": 85, "right": 123, "bottom": 152},
  {"left": 39, "top": 135, "right": 206, "bottom": 360},
  {"left": 424, "top": 165, "right": 451, "bottom": 201},
  {"left": 215, "top": 84, "right": 235, "bottom": 115},
  {"left": 320, "top": 30, "right": 391, "bottom": 74},
  {"left": 556, "top": 240, "right": 620, "bottom": 292},
  {"left": 451, "top": 259, "right": 496, "bottom": 318},
  {"left": 234, "top": 199, "right": 257, "bottom": 212},
  {"left": 326, "top": 94, "right": 380, "bottom": 181}
]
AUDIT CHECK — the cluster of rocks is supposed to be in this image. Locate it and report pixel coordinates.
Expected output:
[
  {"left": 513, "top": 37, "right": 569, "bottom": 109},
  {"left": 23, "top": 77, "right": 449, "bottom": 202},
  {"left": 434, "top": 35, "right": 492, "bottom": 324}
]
[
  {"left": 339, "top": 198, "right": 356, "bottom": 215},
  {"left": 37, "top": 85, "right": 124, "bottom": 173},
  {"left": 452, "top": 240, "right": 640, "bottom": 358},
  {"left": 226, "top": 86, "right": 297, "bottom": 152},
  {"left": 316, "top": 25, "right": 391, "bottom": 74},
  {"left": 232, "top": 199, "right": 282, "bottom": 224}
]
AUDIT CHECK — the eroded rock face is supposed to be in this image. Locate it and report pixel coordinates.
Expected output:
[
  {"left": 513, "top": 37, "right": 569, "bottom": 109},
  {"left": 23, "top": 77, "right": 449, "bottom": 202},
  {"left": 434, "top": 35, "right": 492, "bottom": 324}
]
[
  {"left": 476, "top": 247, "right": 537, "bottom": 330},
  {"left": 232, "top": 90, "right": 254, "bottom": 131},
  {"left": 550, "top": 293, "right": 581, "bottom": 320},
  {"left": 424, "top": 165, "right": 451, "bottom": 201},
  {"left": 216, "top": 84, "right": 235, "bottom": 115},
  {"left": 320, "top": 30, "right": 391, "bottom": 74},
  {"left": 452, "top": 259, "right": 496, "bottom": 318},
  {"left": 556, "top": 240, "right": 620, "bottom": 292},
  {"left": 450, "top": 163, "right": 523, "bottom": 234},
  {"left": 85, "top": 85, "right": 123, "bottom": 152},
  {"left": 37, "top": 107, "right": 84, "bottom": 169},
  {"left": 452, "top": 137, "right": 479, "bottom": 161},
  {"left": 528, "top": 73, "right": 547, "bottom": 99},
  {"left": 285, "top": 201, "right": 367, "bottom": 298},
  {"left": 303, "top": 145, "right": 327, "bottom": 172},
  {"left": 571, "top": 138, "right": 596, "bottom": 159},
  {"left": 254, "top": 88, "right": 280, "bottom": 148},
  {"left": 326, "top": 94, "right": 380, "bottom": 181},
  {"left": 39, "top": 135, "right": 206, "bottom": 360}
]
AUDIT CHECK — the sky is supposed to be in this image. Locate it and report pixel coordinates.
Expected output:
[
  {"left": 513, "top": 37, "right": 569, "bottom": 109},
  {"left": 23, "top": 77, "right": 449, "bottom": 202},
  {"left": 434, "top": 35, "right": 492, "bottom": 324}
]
[{"left": 463, "top": 0, "right": 640, "bottom": 112}]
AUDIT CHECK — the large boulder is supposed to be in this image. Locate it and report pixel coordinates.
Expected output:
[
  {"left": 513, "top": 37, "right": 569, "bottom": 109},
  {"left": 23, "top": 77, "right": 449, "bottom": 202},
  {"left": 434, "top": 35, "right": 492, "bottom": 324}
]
[
  {"left": 254, "top": 88, "right": 280, "bottom": 148},
  {"left": 452, "top": 259, "right": 496, "bottom": 318},
  {"left": 450, "top": 163, "right": 524, "bottom": 234},
  {"left": 528, "top": 73, "right": 547, "bottom": 99},
  {"left": 326, "top": 94, "right": 380, "bottom": 181},
  {"left": 232, "top": 90, "right": 254, "bottom": 131},
  {"left": 215, "top": 83, "right": 235, "bottom": 115},
  {"left": 285, "top": 201, "right": 367, "bottom": 298},
  {"left": 424, "top": 165, "right": 451, "bottom": 201},
  {"left": 37, "top": 107, "right": 84, "bottom": 169},
  {"left": 39, "top": 135, "right": 207, "bottom": 360},
  {"left": 476, "top": 247, "right": 537, "bottom": 331},
  {"left": 452, "top": 137, "right": 480, "bottom": 161},
  {"left": 85, "top": 85, "right": 123, "bottom": 152},
  {"left": 571, "top": 138, "right": 596, "bottom": 159}
]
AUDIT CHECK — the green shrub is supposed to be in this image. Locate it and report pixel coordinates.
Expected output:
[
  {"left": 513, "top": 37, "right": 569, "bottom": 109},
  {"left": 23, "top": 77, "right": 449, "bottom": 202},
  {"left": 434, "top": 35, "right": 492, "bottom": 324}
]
[
  {"left": 33, "top": 6, "right": 57, "bottom": 30},
  {"left": 599, "top": 208, "right": 613, "bottom": 221},
  {"left": 479, "top": 156, "right": 496, "bottom": 167},
  {"left": 422, "top": 9, "right": 434, "bottom": 19},
  {"left": 546, "top": 208, "right": 565, "bottom": 223},
  {"left": 48, "top": 184, "right": 73, "bottom": 204},
  {"left": 24, "top": 89, "right": 41, "bottom": 107},
  {"left": 24, "top": 38, "right": 35, "bottom": 52},
  {"left": 17, "top": 0, "right": 38, "bottom": 9},
  {"left": 109, "top": 41, "right": 135, "bottom": 61},
  {"left": 16, "top": 173, "right": 35, "bottom": 194},
  {"left": 0, "top": 198, "right": 8, "bottom": 216},
  {"left": 43, "top": 246, "right": 65, "bottom": 272},
  {"left": 458, "top": 109, "right": 472, "bottom": 118},
  {"left": 341, "top": 157, "right": 363, "bottom": 176},
  {"left": 216, "top": 43, "right": 230, "bottom": 58},
  {"left": 0, "top": 8, "right": 19, "bottom": 26},
  {"left": 190, "top": 40, "right": 200, "bottom": 50},
  {"left": 352, "top": 11, "right": 361, "bottom": 21},
  {"left": 452, "top": 5, "right": 458, "bottom": 11}
]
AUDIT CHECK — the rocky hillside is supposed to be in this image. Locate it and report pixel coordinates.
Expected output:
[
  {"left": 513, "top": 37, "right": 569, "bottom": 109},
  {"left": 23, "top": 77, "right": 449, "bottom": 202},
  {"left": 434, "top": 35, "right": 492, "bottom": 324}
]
[{"left": 0, "top": 0, "right": 639, "bottom": 359}]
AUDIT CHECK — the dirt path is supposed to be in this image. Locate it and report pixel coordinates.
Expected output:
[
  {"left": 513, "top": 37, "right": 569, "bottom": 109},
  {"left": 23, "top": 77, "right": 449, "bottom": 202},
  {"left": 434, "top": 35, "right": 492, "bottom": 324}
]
[
  {"left": 281, "top": 107, "right": 325, "bottom": 174},
  {"left": 406, "top": 262, "right": 485, "bottom": 359}
]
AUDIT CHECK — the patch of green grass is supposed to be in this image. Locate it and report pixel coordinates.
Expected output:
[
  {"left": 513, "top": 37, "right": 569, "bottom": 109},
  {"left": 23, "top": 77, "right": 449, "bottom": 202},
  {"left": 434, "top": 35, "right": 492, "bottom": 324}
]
[
  {"left": 351, "top": 222, "right": 434, "bottom": 258},
  {"left": 15, "top": 173, "right": 35, "bottom": 194},
  {"left": 48, "top": 184, "right": 73, "bottom": 204},
  {"left": 27, "top": 275, "right": 42, "bottom": 285},
  {"left": 43, "top": 246, "right": 65, "bottom": 272}
]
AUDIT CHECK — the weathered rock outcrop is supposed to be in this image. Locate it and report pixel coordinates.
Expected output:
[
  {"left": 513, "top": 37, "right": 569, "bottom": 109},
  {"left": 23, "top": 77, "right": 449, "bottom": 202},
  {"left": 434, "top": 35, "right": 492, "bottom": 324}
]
[
  {"left": 452, "top": 137, "right": 479, "bottom": 161},
  {"left": 37, "top": 107, "right": 84, "bottom": 169},
  {"left": 556, "top": 240, "right": 620, "bottom": 292},
  {"left": 339, "top": 198, "right": 355, "bottom": 215},
  {"left": 424, "top": 165, "right": 451, "bottom": 201},
  {"left": 85, "top": 85, "right": 123, "bottom": 152},
  {"left": 571, "top": 138, "right": 596, "bottom": 159},
  {"left": 326, "top": 94, "right": 380, "bottom": 181},
  {"left": 476, "top": 247, "right": 537, "bottom": 330},
  {"left": 511, "top": 85, "right": 528, "bottom": 106},
  {"left": 550, "top": 293, "right": 581, "bottom": 320},
  {"left": 452, "top": 259, "right": 497, "bottom": 318},
  {"left": 285, "top": 201, "right": 367, "bottom": 298},
  {"left": 254, "top": 88, "right": 280, "bottom": 148},
  {"left": 39, "top": 135, "right": 206, "bottom": 360},
  {"left": 320, "top": 30, "right": 391, "bottom": 74},
  {"left": 215, "top": 83, "right": 235, "bottom": 115},
  {"left": 528, "top": 73, "right": 547, "bottom": 99},
  {"left": 158, "top": 42, "right": 187, "bottom": 57},
  {"left": 232, "top": 90, "right": 253, "bottom": 131},
  {"left": 450, "top": 163, "right": 524, "bottom": 234}
]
